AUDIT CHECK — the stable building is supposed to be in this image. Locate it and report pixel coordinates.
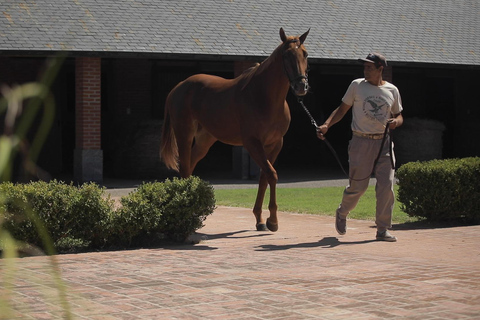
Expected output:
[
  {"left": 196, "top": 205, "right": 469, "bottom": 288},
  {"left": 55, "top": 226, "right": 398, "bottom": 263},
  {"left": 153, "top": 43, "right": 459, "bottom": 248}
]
[{"left": 1, "top": 0, "right": 479, "bottom": 183}]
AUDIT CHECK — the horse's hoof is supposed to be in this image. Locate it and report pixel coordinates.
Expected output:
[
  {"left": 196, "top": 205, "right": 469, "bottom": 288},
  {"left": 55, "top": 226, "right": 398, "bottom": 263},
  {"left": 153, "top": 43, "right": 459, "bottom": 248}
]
[
  {"left": 266, "top": 219, "right": 278, "bottom": 232},
  {"left": 256, "top": 223, "right": 268, "bottom": 231}
]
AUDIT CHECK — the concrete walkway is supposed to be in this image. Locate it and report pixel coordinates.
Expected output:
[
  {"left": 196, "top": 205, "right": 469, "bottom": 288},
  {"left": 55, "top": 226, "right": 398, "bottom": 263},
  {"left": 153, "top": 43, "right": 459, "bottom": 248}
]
[{"left": 1, "top": 175, "right": 479, "bottom": 319}]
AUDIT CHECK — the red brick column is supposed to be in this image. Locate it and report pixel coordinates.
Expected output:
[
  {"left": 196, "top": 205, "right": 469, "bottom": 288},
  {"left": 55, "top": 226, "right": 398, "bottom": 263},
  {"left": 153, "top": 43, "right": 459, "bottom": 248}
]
[
  {"left": 74, "top": 57, "right": 103, "bottom": 183},
  {"left": 76, "top": 57, "right": 101, "bottom": 149}
]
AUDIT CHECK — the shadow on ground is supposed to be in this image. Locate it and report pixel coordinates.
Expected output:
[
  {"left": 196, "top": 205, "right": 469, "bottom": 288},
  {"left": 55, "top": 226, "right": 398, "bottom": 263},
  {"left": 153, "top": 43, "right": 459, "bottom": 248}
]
[
  {"left": 393, "top": 219, "right": 477, "bottom": 230},
  {"left": 254, "top": 236, "right": 377, "bottom": 251}
]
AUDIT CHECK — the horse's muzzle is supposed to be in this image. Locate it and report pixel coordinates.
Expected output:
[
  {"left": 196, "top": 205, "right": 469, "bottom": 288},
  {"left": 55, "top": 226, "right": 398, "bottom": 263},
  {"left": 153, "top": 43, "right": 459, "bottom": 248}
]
[{"left": 291, "top": 77, "right": 309, "bottom": 96}]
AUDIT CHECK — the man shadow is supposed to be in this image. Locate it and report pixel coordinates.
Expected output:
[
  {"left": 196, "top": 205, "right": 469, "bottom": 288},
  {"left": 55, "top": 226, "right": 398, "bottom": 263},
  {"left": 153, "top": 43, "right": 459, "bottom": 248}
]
[{"left": 255, "top": 236, "right": 376, "bottom": 251}]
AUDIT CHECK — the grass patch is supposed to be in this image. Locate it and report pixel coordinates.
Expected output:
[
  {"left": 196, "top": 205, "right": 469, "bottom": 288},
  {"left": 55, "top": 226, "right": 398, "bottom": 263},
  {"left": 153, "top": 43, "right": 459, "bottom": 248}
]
[{"left": 215, "top": 185, "right": 417, "bottom": 224}]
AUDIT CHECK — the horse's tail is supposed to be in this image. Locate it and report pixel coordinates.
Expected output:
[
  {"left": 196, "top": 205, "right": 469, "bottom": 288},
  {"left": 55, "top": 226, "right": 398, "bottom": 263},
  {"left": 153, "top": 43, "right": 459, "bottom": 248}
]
[{"left": 160, "top": 102, "right": 179, "bottom": 172}]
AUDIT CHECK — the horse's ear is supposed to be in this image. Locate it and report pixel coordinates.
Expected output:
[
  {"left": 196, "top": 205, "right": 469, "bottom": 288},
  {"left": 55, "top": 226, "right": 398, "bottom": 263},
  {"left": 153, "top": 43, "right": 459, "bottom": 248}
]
[
  {"left": 299, "top": 28, "right": 310, "bottom": 44},
  {"left": 279, "top": 27, "right": 287, "bottom": 43}
]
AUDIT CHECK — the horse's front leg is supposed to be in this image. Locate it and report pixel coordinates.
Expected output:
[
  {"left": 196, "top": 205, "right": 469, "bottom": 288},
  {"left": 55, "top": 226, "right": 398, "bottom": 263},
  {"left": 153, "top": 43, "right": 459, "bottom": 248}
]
[
  {"left": 263, "top": 139, "right": 284, "bottom": 232},
  {"left": 253, "top": 171, "right": 269, "bottom": 231},
  {"left": 255, "top": 166, "right": 278, "bottom": 232},
  {"left": 244, "top": 139, "right": 281, "bottom": 232},
  {"left": 266, "top": 181, "right": 278, "bottom": 232}
]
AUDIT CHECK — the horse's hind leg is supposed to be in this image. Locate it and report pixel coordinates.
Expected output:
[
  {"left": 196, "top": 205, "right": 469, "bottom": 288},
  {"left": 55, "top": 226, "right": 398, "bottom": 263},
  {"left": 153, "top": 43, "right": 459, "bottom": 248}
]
[
  {"left": 176, "top": 123, "right": 217, "bottom": 178},
  {"left": 173, "top": 121, "right": 196, "bottom": 178},
  {"left": 190, "top": 126, "right": 217, "bottom": 171},
  {"left": 177, "top": 138, "right": 194, "bottom": 178}
]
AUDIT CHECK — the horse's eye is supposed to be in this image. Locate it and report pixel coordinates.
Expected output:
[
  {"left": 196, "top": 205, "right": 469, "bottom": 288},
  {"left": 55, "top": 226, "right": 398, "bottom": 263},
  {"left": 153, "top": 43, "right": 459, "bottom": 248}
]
[{"left": 304, "top": 52, "right": 308, "bottom": 58}]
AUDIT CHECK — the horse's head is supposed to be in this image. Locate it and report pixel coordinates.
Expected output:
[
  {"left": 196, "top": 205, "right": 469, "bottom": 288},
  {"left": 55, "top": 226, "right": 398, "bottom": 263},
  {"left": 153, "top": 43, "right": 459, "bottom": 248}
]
[{"left": 280, "top": 27, "right": 310, "bottom": 97}]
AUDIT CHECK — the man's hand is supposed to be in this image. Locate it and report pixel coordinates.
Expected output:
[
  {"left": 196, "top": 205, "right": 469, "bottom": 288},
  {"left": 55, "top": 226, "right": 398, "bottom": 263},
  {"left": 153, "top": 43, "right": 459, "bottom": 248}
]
[
  {"left": 387, "top": 118, "right": 398, "bottom": 129},
  {"left": 388, "top": 113, "right": 403, "bottom": 129},
  {"left": 316, "top": 124, "right": 328, "bottom": 140}
]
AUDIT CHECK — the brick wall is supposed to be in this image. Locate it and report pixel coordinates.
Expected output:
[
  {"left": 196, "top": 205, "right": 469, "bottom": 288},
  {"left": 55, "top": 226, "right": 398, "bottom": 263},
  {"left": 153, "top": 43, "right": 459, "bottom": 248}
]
[{"left": 75, "top": 57, "right": 101, "bottom": 149}]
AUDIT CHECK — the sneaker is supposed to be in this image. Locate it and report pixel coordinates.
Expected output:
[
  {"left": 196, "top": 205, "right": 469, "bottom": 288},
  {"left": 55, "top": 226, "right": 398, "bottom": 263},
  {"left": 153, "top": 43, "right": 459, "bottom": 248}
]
[
  {"left": 335, "top": 212, "right": 346, "bottom": 235},
  {"left": 376, "top": 230, "right": 397, "bottom": 242}
]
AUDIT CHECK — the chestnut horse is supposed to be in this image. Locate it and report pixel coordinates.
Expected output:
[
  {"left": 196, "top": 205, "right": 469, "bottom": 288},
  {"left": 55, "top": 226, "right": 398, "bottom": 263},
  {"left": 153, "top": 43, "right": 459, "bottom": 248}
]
[{"left": 160, "top": 28, "right": 310, "bottom": 232}]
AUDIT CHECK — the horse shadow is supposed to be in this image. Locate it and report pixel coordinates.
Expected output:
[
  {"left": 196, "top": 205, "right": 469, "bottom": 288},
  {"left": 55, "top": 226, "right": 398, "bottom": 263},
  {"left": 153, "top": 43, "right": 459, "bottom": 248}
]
[
  {"left": 197, "top": 230, "right": 273, "bottom": 241},
  {"left": 163, "top": 230, "right": 272, "bottom": 251},
  {"left": 255, "top": 236, "right": 376, "bottom": 251}
]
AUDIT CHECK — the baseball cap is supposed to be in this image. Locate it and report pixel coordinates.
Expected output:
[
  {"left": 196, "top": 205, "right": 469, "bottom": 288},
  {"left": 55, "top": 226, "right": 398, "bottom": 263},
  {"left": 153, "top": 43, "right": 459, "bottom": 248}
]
[{"left": 358, "top": 52, "right": 387, "bottom": 68}]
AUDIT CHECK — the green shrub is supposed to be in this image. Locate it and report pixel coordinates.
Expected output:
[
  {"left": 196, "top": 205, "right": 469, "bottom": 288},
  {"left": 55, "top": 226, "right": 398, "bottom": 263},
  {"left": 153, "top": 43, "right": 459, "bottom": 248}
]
[
  {"left": 1, "top": 176, "right": 216, "bottom": 253},
  {"left": 115, "top": 176, "right": 216, "bottom": 244},
  {"left": 109, "top": 182, "right": 166, "bottom": 247},
  {"left": 159, "top": 176, "right": 216, "bottom": 242},
  {"left": 1, "top": 182, "right": 35, "bottom": 244},
  {"left": 396, "top": 157, "right": 480, "bottom": 223},
  {"left": 0, "top": 180, "right": 114, "bottom": 252}
]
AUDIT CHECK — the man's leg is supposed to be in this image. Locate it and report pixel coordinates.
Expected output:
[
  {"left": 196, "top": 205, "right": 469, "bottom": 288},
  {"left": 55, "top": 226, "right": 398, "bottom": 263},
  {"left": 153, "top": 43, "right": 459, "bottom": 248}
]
[
  {"left": 336, "top": 137, "right": 376, "bottom": 234},
  {"left": 337, "top": 179, "right": 370, "bottom": 219},
  {"left": 374, "top": 140, "right": 397, "bottom": 242},
  {"left": 374, "top": 143, "right": 395, "bottom": 232}
]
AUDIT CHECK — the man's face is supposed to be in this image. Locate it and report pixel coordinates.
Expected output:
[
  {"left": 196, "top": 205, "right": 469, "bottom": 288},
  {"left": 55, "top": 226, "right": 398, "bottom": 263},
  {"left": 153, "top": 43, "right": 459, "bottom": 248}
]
[{"left": 363, "top": 62, "right": 382, "bottom": 81}]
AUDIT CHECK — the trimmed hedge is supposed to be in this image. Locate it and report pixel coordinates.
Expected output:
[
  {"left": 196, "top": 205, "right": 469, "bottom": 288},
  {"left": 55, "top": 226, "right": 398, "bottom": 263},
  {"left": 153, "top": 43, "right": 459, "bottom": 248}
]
[
  {"left": 0, "top": 176, "right": 216, "bottom": 254},
  {"left": 110, "top": 176, "right": 216, "bottom": 246},
  {"left": 0, "top": 180, "right": 113, "bottom": 252},
  {"left": 396, "top": 157, "right": 480, "bottom": 223}
]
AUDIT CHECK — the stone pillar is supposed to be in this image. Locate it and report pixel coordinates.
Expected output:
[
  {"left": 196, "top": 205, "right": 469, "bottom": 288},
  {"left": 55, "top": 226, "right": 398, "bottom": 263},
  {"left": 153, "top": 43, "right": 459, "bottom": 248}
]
[
  {"left": 74, "top": 57, "right": 103, "bottom": 183},
  {"left": 232, "top": 61, "right": 260, "bottom": 179}
]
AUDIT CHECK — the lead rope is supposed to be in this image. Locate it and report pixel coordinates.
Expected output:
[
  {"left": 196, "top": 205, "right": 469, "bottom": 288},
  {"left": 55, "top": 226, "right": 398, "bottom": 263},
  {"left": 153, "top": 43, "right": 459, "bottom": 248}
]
[{"left": 297, "top": 97, "right": 394, "bottom": 181}]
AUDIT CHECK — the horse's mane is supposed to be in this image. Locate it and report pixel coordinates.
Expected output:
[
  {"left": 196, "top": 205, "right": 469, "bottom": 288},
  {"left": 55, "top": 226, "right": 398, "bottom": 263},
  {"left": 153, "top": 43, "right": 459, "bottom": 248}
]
[
  {"left": 237, "top": 62, "right": 261, "bottom": 90},
  {"left": 237, "top": 36, "right": 301, "bottom": 90}
]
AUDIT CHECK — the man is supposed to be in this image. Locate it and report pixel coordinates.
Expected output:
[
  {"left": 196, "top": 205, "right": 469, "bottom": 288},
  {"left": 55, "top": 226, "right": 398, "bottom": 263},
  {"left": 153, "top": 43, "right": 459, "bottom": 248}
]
[{"left": 316, "top": 52, "right": 403, "bottom": 242}]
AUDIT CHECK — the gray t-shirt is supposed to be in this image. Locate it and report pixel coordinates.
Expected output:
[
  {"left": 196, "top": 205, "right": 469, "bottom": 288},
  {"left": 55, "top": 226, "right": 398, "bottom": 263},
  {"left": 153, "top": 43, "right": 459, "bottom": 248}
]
[{"left": 342, "top": 78, "right": 403, "bottom": 134}]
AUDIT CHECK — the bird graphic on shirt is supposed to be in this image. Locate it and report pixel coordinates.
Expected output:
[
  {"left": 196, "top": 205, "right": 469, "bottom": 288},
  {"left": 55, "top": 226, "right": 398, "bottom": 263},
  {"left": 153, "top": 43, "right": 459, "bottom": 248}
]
[{"left": 366, "top": 100, "right": 387, "bottom": 117}]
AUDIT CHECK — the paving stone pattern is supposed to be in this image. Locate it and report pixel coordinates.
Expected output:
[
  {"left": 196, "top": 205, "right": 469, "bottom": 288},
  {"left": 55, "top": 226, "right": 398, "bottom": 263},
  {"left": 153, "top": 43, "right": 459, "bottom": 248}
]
[{"left": 1, "top": 205, "right": 479, "bottom": 319}]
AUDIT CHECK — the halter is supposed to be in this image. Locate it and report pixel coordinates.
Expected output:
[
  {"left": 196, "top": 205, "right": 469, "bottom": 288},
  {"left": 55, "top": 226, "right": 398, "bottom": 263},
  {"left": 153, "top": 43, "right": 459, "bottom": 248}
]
[{"left": 282, "top": 39, "right": 309, "bottom": 92}]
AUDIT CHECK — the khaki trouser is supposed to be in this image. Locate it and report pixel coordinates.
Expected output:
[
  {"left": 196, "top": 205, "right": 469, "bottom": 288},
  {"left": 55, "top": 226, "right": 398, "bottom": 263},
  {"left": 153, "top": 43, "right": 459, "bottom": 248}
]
[{"left": 336, "top": 135, "right": 395, "bottom": 232}]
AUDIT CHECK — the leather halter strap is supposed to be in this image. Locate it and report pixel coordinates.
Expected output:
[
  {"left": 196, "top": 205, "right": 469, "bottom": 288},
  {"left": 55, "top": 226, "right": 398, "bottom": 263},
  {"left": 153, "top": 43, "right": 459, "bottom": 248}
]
[{"left": 282, "top": 39, "right": 308, "bottom": 89}]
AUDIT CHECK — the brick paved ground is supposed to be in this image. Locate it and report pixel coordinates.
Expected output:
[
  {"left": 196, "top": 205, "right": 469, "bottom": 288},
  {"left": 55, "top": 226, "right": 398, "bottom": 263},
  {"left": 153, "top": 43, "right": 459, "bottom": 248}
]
[{"left": 1, "top": 205, "right": 479, "bottom": 319}]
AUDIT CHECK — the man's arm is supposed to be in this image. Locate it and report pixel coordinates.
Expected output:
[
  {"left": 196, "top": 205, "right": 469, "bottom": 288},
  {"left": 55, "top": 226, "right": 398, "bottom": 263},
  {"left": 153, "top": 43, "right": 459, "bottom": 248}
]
[{"left": 316, "top": 102, "right": 352, "bottom": 140}]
